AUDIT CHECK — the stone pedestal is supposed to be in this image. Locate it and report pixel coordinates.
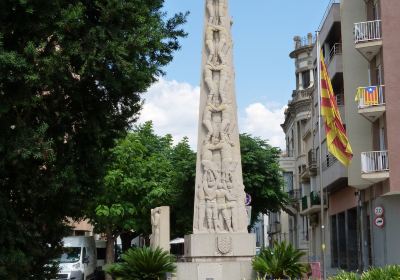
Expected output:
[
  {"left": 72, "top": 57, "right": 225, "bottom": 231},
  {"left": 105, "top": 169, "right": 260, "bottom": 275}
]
[
  {"left": 175, "top": 260, "right": 255, "bottom": 280},
  {"left": 184, "top": 233, "right": 255, "bottom": 259},
  {"left": 174, "top": 233, "right": 256, "bottom": 280}
]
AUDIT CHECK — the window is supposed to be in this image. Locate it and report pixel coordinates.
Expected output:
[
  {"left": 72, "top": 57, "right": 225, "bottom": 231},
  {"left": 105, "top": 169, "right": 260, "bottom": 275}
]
[
  {"left": 283, "top": 172, "right": 294, "bottom": 192},
  {"left": 302, "top": 70, "right": 310, "bottom": 88}
]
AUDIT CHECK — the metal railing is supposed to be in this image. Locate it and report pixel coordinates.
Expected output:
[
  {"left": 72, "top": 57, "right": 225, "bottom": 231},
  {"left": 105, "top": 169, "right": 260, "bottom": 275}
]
[
  {"left": 310, "top": 191, "right": 321, "bottom": 206},
  {"left": 301, "top": 196, "right": 308, "bottom": 211},
  {"left": 318, "top": 0, "right": 340, "bottom": 32},
  {"left": 361, "top": 151, "right": 389, "bottom": 173},
  {"left": 335, "top": 93, "right": 345, "bottom": 106},
  {"left": 322, "top": 154, "right": 338, "bottom": 171},
  {"left": 288, "top": 189, "right": 302, "bottom": 201},
  {"left": 356, "top": 85, "right": 385, "bottom": 108},
  {"left": 327, "top": 43, "right": 342, "bottom": 63},
  {"left": 354, "top": 20, "right": 382, "bottom": 44},
  {"left": 308, "top": 149, "right": 317, "bottom": 173}
]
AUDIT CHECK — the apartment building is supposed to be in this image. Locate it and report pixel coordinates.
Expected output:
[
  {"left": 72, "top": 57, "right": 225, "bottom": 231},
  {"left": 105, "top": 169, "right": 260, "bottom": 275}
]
[
  {"left": 341, "top": 0, "right": 400, "bottom": 269},
  {"left": 272, "top": 0, "right": 400, "bottom": 275}
]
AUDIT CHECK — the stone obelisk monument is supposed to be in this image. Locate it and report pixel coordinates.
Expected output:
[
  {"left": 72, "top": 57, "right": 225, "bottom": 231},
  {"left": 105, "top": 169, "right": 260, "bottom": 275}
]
[{"left": 176, "top": 0, "right": 255, "bottom": 279}]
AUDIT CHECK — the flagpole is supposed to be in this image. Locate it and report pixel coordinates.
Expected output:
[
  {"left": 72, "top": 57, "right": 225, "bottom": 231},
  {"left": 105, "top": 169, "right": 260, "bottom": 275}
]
[{"left": 316, "top": 31, "right": 327, "bottom": 280}]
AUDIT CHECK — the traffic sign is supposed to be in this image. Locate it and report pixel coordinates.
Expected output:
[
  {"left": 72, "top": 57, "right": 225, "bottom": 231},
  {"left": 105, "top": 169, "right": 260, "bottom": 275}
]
[
  {"left": 374, "top": 206, "right": 384, "bottom": 217},
  {"left": 374, "top": 216, "right": 385, "bottom": 228}
]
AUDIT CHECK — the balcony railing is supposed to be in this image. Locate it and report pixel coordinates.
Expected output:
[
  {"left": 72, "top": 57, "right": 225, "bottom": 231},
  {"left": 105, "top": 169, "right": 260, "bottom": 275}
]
[
  {"left": 361, "top": 151, "right": 389, "bottom": 173},
  {"left": 327, "top": 43, "right": 342, "bottom": 63},
  {"left": 356, "top": 85, "right": 385, "bottom": 108},
  {"left": 310, "top": 191, "right": 321, "bottom": 206},
  {"left": 322, "top": 154, "right": 338, "bottom": 171},
  {"left": 308, "top": 149, "right": 317, "bottom": 175},
  {"left": 288, "top": 189, "right": 302, "bottom": 201},
  {"left": 354, "top": 20, "right": 382, "bottom": 44},
  {"left": 335, "top": 93, "right": 345, "bottom": 106},
  {"left": 301, "top": 196, "right": 308, "bottom": 212}
]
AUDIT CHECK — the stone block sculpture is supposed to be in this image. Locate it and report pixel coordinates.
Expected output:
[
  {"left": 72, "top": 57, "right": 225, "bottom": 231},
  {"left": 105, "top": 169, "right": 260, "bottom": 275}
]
[{"left": 150, "top": 206, "right": 170, "bottom": 252}]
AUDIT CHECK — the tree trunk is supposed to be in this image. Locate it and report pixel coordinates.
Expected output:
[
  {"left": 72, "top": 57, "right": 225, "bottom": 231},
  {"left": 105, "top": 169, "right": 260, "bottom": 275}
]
[
  {"left": 120, "top": 231, "right": 135, "bottom": 252},
  {"left": 105, "top": 230, "right": 115, "bottom": 280}
]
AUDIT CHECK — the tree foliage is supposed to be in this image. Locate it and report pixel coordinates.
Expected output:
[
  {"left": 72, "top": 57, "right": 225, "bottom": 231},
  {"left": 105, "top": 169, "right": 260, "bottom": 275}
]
[
  {"left": 0, "top": 0, "right": 187, "bottom": 278},
  {"left": 89, "top": 122, "right": 195, "bottom": 264},
  {"left": 240, "top": 133, "right": 288, "bottom": 225}
]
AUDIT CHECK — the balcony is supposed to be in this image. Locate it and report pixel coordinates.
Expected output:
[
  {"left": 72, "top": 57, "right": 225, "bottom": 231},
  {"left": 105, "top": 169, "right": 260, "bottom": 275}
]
[
  {"left": 288, "top": 189, "right": 302, "bottom": 201},
  {"left": 300, "top": 191, "right": 327, "bottom": 216},
  {"left": 308, "top": 149, "right": 317, "bottom": 176},
  {"left": 326, "top": 43, "right": 343, "bottom": 79},
  {"left": 356, "top": 85, "right": 385, "bottom": 122},
  {"left": 361, "top": 151, "right": 389, "bottom": 183},
  {"left": 354, "top": 20, "right": 382, "bottom": 61}
]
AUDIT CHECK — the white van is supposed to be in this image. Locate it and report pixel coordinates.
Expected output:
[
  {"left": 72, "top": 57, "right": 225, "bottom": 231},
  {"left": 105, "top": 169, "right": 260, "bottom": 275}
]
[
  {"left": 95, "top": 240, "right": 106, "bottom": 280},
  {"left": 55, "top": 236, "right": 97, "bottom": 280}
]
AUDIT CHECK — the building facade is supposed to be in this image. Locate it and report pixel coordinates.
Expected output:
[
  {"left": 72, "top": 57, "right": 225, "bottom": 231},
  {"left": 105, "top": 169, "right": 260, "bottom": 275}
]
[
  {"left": 272, "top": 0, "right": 400, "bottom": 276},
  {"left": 268, "top": 33, "right": 315, "bottom": 261}
]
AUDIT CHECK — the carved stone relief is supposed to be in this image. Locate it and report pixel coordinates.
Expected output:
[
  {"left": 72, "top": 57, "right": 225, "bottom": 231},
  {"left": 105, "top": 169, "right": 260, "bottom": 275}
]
[{"left": 193, "top": 0, "right": 248, "bottom": 234}]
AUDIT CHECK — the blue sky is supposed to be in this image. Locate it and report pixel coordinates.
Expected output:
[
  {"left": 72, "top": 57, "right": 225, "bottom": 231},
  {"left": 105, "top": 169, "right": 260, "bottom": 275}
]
[{"left": 139, "top": 0, "right": 332, "bottom": 149}]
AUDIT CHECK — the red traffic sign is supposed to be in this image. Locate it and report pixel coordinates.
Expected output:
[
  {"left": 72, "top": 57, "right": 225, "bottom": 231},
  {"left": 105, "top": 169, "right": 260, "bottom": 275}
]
[
  {"left": 374, "top": 206, "right": 384, "bottom": 217},
  {"left": 374, "top": 216, "right": 385, "bottom": 228}
]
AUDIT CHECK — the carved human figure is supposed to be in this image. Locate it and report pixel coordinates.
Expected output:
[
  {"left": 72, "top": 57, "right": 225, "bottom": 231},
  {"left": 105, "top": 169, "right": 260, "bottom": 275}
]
[
  {"left": 202, "top": 94, "right": 218, "bottom": 141},
  {"left": 204, "top": 63, "right": 217, "bottom": 97},
  {"left": 215, "top": 102, "right": 233, "bottom": 142},
  {"left": 225, "top": 180, "right": 239, "bottom": 232},
  {"left": 206, "top": 0, "right": 216, "bottom": 24},
  {"left": 196, "top": 182, "right": 206, "bottom": 231},
  {"left": 204, "top": 173, "right": 218, "bottom": 232},
  {"left": 150, "top": 208, "right": 161, "bottom": 247},
  {"left": 216, "top": 183, "right": 233, "bottom": 232},
  {"left": 204, "top": 62, "right": 229, "bottom": 104},
  {"left": 201, "top": 139, "right": 220, "bottom": 181},
  {"left": 216, "top": 28, "right": 230, "bottom": 64},
  {"left": 205, "top": 25, "right": 216, "bottom": 63}
]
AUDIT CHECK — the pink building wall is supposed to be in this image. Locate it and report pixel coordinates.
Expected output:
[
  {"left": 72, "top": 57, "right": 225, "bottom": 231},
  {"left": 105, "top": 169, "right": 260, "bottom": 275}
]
[{"left": 329, "top": 186, "right": 358, "bottom": 215}]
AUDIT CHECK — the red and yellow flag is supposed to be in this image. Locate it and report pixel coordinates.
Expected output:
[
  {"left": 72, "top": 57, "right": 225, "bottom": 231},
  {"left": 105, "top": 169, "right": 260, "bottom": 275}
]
[{"left": 320, "top": 51, "right": 353, "bottom": 166}]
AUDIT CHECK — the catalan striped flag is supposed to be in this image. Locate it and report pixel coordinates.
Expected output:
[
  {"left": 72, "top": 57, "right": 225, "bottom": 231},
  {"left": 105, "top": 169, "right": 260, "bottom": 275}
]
[
  {"left": 355, "top": 86, "right": 379, "bottom": 106},
  {"left": 320, "top": 50, "right": 353, "bottom": 166}
]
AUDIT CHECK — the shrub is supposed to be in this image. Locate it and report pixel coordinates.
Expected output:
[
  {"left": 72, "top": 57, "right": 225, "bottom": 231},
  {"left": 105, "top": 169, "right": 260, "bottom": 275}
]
[
  {"left": 361, "top": 265, "right": 400, "bottom": 280},
  {"left": 105, "top": 247, "right": 176, "bottom": 280},
  {"left": 329, "top": 265, "right": 400, "bottom": 280},
  {"left": 328, "top": 271, "right": 360, "bottom": 280},
  {"left": 252, "top": 241, "right": 307, "bottom": 279}
]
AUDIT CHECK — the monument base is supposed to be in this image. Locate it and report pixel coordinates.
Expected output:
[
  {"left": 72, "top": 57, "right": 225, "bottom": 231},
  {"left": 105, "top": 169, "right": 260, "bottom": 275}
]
[
  {"left": 175, "top": 260, "right": 255, "bottom": 280},
  {"left": 174, "top": 233, "right": 256, "bottom": 280}
]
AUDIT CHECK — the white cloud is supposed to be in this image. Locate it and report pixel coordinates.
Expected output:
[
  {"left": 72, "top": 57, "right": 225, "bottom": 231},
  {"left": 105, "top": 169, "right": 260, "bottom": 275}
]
[
  {"left": 138, "top": 79, "right": 200, "bottom": 148},
  {"left": 240, "top": 103, "right": 286, "bottom": 149},
  {"left": 139, "top": 79, "right": 286, "bottom": 150}
]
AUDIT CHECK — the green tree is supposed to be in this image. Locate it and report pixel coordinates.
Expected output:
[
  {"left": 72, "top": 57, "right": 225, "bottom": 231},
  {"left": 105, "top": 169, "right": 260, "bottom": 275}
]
[
  {"left": 90, "top": 123, "right": 177, "bottom": 268},
  {"left": 240, "top": 133, "right": 288, "bottom": 226},
  {"left": 89, "top": 122, "right": 195, "bottom": 279},
  {"left": 169, "top": 137, "right": 196, "bottom": 238},
  {"left": 0, "top": 0, "right": 187, "bottom": 278}
]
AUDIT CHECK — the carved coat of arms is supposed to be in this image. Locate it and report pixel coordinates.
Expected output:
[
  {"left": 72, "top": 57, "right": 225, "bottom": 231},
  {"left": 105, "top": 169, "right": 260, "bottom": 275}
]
[{"left": 216, "top": 236, "right": 232, "bottom": 255}]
